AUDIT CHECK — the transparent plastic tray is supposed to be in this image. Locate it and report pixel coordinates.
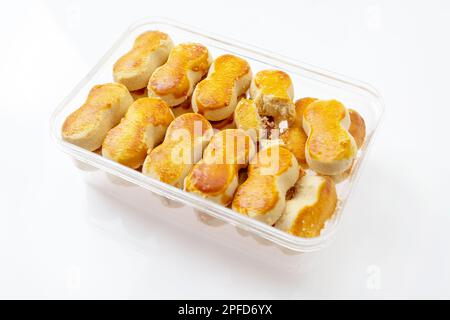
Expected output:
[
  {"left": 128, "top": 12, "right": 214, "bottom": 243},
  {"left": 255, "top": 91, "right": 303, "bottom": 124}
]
[{"left": 50, "top": 17, "right": 384, "bottom": 258}]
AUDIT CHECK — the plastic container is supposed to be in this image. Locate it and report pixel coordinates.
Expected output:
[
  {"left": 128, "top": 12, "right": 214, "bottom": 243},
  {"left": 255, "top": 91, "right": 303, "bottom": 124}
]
[{"left": 50, "top": 17, "right": 384, "bottom": 269}]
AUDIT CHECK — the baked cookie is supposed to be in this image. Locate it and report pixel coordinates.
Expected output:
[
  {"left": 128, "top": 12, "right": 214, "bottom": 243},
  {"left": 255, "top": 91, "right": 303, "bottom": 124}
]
[
  {"left": 113, "top": 31, "right": 173, "bottom": 91},
  {"left": 280, "top": 98, "right": 316, "bottom": 167},
  {"left": 303, "top": 99, "right": 357, "bottom": 175},
  {"left": 147, "top": 43, "right": 212, "bottom": 107},
  {"left": 192, "top": 54, "right": 251, "bottom": 121},
  {"left": 232, "top": 145, "right": 300, "bottom": 225},
  {"left": 275, "top": 175, "right": 337, "bottom": 238},
  {"left": 62, "top": 83, "right": 133, "bottom": 151},
  {"left": 102, "top": 97, "right": 174, "bottom": 169},
  {"left": 185, "top": 129, "right": 255, "bottom": 205},
  {"left": 142, "top": 113, "right": 214, "bottom": 188},
  {"left": 234, "top": 98, "right": 262, "bottom": 142},
  {"left": 250, "top": 70, "right": 295, "bottom": 123}
]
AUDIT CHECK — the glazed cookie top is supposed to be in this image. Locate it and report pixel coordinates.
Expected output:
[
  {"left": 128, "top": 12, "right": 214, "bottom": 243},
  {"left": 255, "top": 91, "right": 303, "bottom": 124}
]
[
  {"left": 232, "top": 145, "right": 299, "bottom": 220},
  {"left": 185, "top": 129, "right": 255, "bottom": 199},
  {"left": 234, "top": 99, "right": 262, "bottom": 137},
  {"left": 252, "top": 70, "right": 292, "bottom": 100},
  {"left": 276, "top": 175, "right": 337, "bottom": 238},
  {"left": 148, "top": 43, "right": 211, "bottom": 98},
  {"left": 202, "top": 129, "right": 255, "bottom": 166},
  {"left": 194, "top": 54, "right": 251, "bottom": 113},
  {"left": 249, "top": 145, "right": 295, "bottom": 176},
  {"left": 113, "top": 31, "right": 171, "bottom": 74},
  {"left": 165, "top": 112, "right": 213, "bottom": 142},
  {"left": 303, "top": 99, "right": 356, "bottom": 162},
  {"left": 142, "top": 113, "right": 214, "bottom": 187},
  {"left": 102, "top": 97, "right": 174, "bottom": 168},
  {"left": 62, "top": 83, "right": 130, "bottom": 136},
  {"left": 292, "top": 97, "right": 318, "bottom": 128}
]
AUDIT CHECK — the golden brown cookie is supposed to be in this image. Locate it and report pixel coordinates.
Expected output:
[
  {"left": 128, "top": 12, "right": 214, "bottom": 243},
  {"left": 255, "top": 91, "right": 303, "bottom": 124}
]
[
  {"left": 113, "top": 31, "right": 173, "bottom": 91},
  {"left": 102, "top": 97, "right": 174, "bottom": 169},
  {"left": 148, "top": 43, "right": 212, "bottom": 107},
  {"left": 62, "top": 83, "right": 133, "bottom": 151}
]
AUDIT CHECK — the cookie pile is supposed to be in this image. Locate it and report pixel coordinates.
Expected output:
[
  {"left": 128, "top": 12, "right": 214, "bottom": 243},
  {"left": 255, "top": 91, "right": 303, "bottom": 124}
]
[{"left": 62, "top": 30, "right": 366, "bottom": 238}]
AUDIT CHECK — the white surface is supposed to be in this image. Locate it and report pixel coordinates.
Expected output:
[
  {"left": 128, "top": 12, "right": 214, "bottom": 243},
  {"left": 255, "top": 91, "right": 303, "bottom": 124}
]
[{"left": 0, "top": 0, "right": 449, "bottom": 299}]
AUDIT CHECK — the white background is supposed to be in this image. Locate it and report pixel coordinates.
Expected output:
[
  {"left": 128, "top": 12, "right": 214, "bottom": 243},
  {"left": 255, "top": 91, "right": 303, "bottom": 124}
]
[{"left": 0, "top": 0, "right": 449, "bottom": 299}]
